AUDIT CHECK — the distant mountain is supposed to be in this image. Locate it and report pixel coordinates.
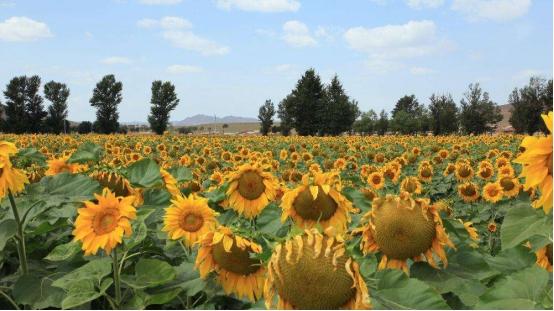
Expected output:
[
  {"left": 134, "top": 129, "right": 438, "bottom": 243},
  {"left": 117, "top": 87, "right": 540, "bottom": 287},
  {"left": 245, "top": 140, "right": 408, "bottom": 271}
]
[{"left": 172, "top": 114, "right": 258, "bottom": 127}]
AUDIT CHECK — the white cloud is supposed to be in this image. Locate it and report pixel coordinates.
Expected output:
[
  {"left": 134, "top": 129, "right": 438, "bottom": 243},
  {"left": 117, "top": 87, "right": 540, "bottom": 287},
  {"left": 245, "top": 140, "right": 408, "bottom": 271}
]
[
  {"left": 406, "top": 0, "right": 444, "bottom": 9},
  {"left": 137, "top": 16, "right": 191, "bottom": 29},
  {"left": 344, "top": 20, "right": 450, "bottom": 59},
  {"left": 101, "top": 56, "right": 132, "bottom": 65},
  {"left": 163, "top": 31, "right": 229, "bottom": 55},
  {"left": 282, "top": 20, "right": 317, "bottom": 47},
  {"left": 216, "top": 0, "right": 300, "bottom": 12},
  {"left": 365, "top": 59, "right": 403, "bottom": 74},
  {"left": 139, "top": 0, "right": 182, "bottom": 5},
  {"left": 138, "top": 16, "right": 229, "bottom": 56},
  {"left": 166, "top": 64, "right": 203, "bottom": 74},
  {"left": 512, "top": 69, "right": 543, "bottom": 82},
  {"left": 0, "top": 16, "right": 52, "bottom": 42},
  {"left": 410, "top": 66, "right": 436, "bottom": 75},
  {"left": 452, "top": 0, "right": 532, "bottom": 22}
]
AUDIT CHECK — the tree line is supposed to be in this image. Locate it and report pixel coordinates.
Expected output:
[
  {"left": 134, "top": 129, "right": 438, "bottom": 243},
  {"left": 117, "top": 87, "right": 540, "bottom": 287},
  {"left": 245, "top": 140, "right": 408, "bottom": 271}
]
[
  {"left": 1, "top": 74, "right": 180, "bottom": 135},
  {"left": 257, "top": 68, "right": 553, "bottom": 136}
]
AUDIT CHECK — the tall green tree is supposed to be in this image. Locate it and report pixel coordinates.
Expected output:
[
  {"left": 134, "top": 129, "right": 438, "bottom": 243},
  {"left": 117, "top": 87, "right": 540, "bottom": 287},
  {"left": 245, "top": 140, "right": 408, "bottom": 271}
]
[
  {"left": 509, "top": 77, "right": 552, "bottom": 134},
  {"left": 90, "top": 74, "right": 123, "bottom": 134},
  {"left": 147, "top": 80, "right": 179, "bottom": 135},
  {"left": 25, "top": 75, "right": 47, "bottom": 133},
  {"left": 290, "top": 68, "right": 325, "bottom": 136},
  {"left": 392, "top": 95, "right": 420, "bottom": 117},
  {"left": 353, "top": 109, "right": 378, "bottom": 135},
  {"left": 375, "top": 110, "right": 389, "bottom": 135},
  {"left": 277, "top": 95, "right": 294, "bottom": 136},
  {"left": 258, "top": 99, "right": 275, "bottom": 136},
  {"left": 320, "top": 75, "right": 360, "bottom": 135},
  {"left": 44, "top": 81, "right": 70, "bottom": 134},
  {"left": 459, "top": 83, "right": 502, "bottom": 134},
  {"left": 3, "top": 76, "right": 28, "bottom": 133},
  {"left": 429, "top": 93, "right": 459, "bottom": 135}
]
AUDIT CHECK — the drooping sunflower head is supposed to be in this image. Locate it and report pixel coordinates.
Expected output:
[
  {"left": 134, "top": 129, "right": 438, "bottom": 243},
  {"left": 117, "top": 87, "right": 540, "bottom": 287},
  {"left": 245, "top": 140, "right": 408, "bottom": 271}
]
[
  {"left": 91, "top": 171, "right": 140, "bottom": 200},
  {"left": 455, "top": 163, "right": 474, "bottom": 182},
  {"left": 162, "top": 194, "right": 219, "bottom": 246},
  {"left": 418, "top": 163, "right": 433, "bottom": 183},
  {"left": 497, "top": 176, "right": 520, "bottom": 198},
  {"left": 72, "top": 188, "right": 137, "bottom": 256},
  {"left": 281, "top": 172, "right": 354, "bottom": 233},
  {"left": 400, "top": 176, "right": 422, "bottom": 195},
  {"left": 477, "top": 166, "right": 494, "bottom": 180},
  {"left": 264, "top": 229, "right": 370, "bottom": 309},
  {"left": 45, "top": 156, "right": 87, "bottom": 176},
  {"left": 195, "top": 226, "right": 265, "bottom": 302},
  {"left": 224, "top": 163, "right": 279, "bottom": 219},
  {"left": 536, "top": 243, "right": 553, "bottom": 272},
  {"left": 443, "top": 163, "right": 456, "bottom": 176},
  {"left": 0, "top": 153, "right": 29, "bottom": 198},
  {"left": 355, "top": 193, "right": 454, "bottom": 273},
  {"left": 458, "top": 182, "right": 480, "bottom": 203}
]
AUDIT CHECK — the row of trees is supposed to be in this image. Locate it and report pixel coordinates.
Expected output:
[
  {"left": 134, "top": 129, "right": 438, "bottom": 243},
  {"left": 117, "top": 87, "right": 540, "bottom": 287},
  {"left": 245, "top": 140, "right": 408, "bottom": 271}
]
[
  {"left": 1, "top": 74, "right": 180, "bottom": 135},
  {"left": 260, "top": 68, "right": 551, "bottom": 136},
  {"left": 258, "top": 69, "right": 360, "bottom": 136}
]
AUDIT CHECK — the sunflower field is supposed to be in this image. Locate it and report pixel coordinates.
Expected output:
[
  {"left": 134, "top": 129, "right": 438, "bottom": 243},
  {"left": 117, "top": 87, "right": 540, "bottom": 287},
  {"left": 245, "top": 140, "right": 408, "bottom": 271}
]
[{"left": 0, "top": 113, "right": 552, "bottom": 310}]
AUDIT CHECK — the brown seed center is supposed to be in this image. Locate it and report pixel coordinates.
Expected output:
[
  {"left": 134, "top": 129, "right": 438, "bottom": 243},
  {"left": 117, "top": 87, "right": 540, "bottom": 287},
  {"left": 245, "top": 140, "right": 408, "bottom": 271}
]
[
  {"left": 237, "top": 171, "right": 266, "bottom": 200},
  {"left": 292, "top": 186, "right": 338, "bottom": 221}
]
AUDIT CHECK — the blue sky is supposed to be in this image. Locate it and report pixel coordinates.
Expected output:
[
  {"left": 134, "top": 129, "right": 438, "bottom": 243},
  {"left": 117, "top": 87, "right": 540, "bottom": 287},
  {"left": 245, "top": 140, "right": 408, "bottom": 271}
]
[{"left": 0, "top": 0, "right": 551, "bottom": 122}]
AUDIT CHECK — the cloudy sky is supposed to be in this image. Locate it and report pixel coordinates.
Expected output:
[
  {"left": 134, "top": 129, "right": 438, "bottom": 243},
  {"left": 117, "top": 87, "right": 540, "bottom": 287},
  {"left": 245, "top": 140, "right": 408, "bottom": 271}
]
[{"left": 0, "top": 0, "right": 551, "bottom": 122}]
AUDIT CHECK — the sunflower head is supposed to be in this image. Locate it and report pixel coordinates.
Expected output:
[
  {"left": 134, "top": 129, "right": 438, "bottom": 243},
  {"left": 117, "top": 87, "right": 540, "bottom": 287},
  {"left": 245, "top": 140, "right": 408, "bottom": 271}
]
[
  {"left": 72, "top": 188, "right": 137, "bottom": 256},
  {"left": 195, "top": 226, "right": 265, "bottom": 302},
  {"left": 483, "top": 182, "right": 503, "bottom": 203},
  {"left": 458, "top": 182, "right": 480, "bottom": 203},
  {"left": 264, "top": 229, "right": 370, "bottom": 309},
  {"left": 355, "top": 192, "right": 454, "bottom": 273},
  {"left": 224, "top": 163, "right": 279, "bottom": 218},
  {"left": 281, "top": 172, "right": 354, "bottom": 233}
]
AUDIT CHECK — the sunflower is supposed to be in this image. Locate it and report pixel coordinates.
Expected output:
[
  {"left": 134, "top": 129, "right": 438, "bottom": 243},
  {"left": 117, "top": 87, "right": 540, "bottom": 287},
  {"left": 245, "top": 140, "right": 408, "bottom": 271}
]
[
  {"left": 264, "top": 229, "right": 370, "bottom": 309},
  {"left": 0, "top": 147, "right": 29, "bottom": 198},
  {"left": 195, "top": 226, "right": 265, "bottom": 302},
  {"left": 497, "top": 176, "right": 520, "bottom": 198},
  {"left": 281, "top": 172, "right": 354, "bottom": 233},
  {"left": 45, "top": 156, "right": 87, "bottom": 176},
  {"left": 400, "top": 176, "right": 422, "bottom": 195},
  {"left": 455, "top": 163, "right": 474, "bottom": 182},
  {"left": 354, "top": 193, "right": 454, "bottom": 273},
  {"left": 514, "top": 112, "right": 553, "bottom": 213},
  {"left": 482, "top": 182, "right": 503, "bottom": 203},
  {"left": 160, "top": 168, "right": 181, "bottom": 197},
  {"left": 477, "top": 166, "right": 494, "bottom": 180},
  {"left": 461, "top": 220, "right": 479, "bottom": 242},
  {"left": 443, "top": 163, "right": 456, "bottom": 176},
  {"left": 367, "top": 171, "right": 385, "bottom": 190},
  {"left": 418, "top": 163, "right": 433, "bottom": 183},
  {"left": 91, "top": 171, "right": 143, "bottom": 206},
  {"left": 162, "top": 194, "right": 218, "bottom": 247},
  {"left": 224, "top": 163, "right": 279, "bottom": 219},
  {"left": 458, "top": 182, "right": 480, "bottom": 203},
  {"left": 72, "top": 188, "right": 137, "bottom": 256},
  {"left": 536, "top": 244, "right": 553, "bottom": 272}
]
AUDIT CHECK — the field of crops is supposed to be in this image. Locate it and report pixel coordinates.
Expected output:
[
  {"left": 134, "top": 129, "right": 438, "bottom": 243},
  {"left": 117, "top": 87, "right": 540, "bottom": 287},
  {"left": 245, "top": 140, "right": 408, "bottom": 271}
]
[{"left": 0, "top": 114, "right": 552, "bottom": 310}]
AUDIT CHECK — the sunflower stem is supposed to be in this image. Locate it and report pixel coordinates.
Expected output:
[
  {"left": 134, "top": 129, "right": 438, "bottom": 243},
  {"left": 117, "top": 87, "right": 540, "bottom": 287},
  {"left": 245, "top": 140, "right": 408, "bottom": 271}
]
[
  {"left": 112, "top": 248, "right": 122, "bottom": 308},
  {"left": 8, "top": 190, "right": 28, "bottom": 275},
  {"left": 0, "top": 289, "right": 20, "bottom": 310}
]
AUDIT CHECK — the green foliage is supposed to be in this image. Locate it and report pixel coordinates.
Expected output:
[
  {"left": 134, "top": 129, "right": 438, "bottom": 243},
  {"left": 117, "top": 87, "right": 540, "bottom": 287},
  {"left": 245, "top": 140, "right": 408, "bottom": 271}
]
[
  {"left": 289, "top": 68, "right": 326, "bottom": 136},
  {"left": 122, "top": 258, "right": 176, "bottom": 289},
  {"left": 500, "top": 205, "right": 552, "bottom": 250},
  {"left": 319, "top": 75, "right": 360, "bottom": 135},
  {"left": 509, "top": 77, "right": 552, "bottom": 134},
  {"left": 353, "top": 109, "right": 377, "bottom": 135},
  {"left": 90, "top": 74, "right": 123, "bottom": 134},
  {"left": 124, "top": 158, "right": 163, "bottom": 188},
  {"left": 44, "top": 81, "right": 70, "bottom": 134},
  {"left": 429, "top": 93, "right": 459, "bottom": 135},
  {"left": 148, "top": 80, "right": 179, "bottom": 135},
  {"left": 258, "top": 99, "right": 275, "bottom": 136},
  {"left": 78, "top": 121, "right": 93, "bottom": 134},
  {"left": 375, "top": 109, "right": 389, "bottom": 135},
  {"left": 459, "top": 83, "right": 503, "bottom": 134},
  {"left": 68, "top": 141, "right": 104, "bottom": 163},
  {"left": 2, "top": 75, "right": 47, "bottom": 133}
]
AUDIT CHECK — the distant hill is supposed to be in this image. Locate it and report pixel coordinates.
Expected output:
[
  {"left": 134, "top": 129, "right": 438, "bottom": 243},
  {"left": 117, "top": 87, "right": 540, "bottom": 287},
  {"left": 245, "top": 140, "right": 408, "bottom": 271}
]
[{"left": 172, "top": 114, "right": 258, "bottom": 127}]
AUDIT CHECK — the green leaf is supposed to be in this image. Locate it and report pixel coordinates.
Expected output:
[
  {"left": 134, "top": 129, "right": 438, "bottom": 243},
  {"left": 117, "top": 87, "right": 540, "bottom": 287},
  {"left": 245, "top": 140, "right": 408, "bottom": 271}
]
[
  {"left": 476, "top": 266, "right": 550, "bottom": 309},
  {"left": 124, "top": 221, "right": 148, "bottom": 251},
  {"left": 256, "top": 204, "right": 283, "bottom": 235},
  {"left": 181, "top": 278, "right": 206, "bottom": 296},
  {"left": 15, "top": 147, "right": 46, "bottom": 166},
  {"left": 343, "top": 187, "right": 372, "bottom": 212},
  {"left": 168, "top": 166, "right": 193, "bottom": 183},
  {"left": 26, "top": 172, "right": 101, "bottom": 203},
  {"left": 125, "top": 158, "right": 162, "bottom": 188},
  {"left": 67, "top": 142, "right": 103, "bottom": 163},
  {"left": 12, "top": 275, "right": 64, "bottom": 309},
  {"left": 484, "top": 245, "right": 536, "bottom": 274},
  {"left": 52, "top": 257, "right": 112, "bottom": 290},
  {"left": 0, "top": 219, "right": 17, "bottom": 251},
  {"left": 500, "top": 205, "right": 552, "bottom": 250},
  {"left": 121, "top": 258, "right": 176, "bottom": 289},
  {"left": 44, "top": 240, "right": 81, "bottom": 261},
  {"left": 373, "top": 269, "right": 450, "bottom": 309}
]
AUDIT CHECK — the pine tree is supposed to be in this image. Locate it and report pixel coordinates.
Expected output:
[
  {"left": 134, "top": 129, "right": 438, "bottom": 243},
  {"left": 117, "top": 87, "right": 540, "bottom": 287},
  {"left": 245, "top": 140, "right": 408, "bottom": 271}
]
[
  {"left": 44, "top": 81, "right": 70, "bottom": 134},
  {"left": 429, "top": 93, "right": 459, "bottom": 135},
  {"left": 392, "top": 95, "right": 420, "bottom": 117},
  {"left": 459, "top": 83, "right": 502, "bottom": 134},
  {"left": 258, "top": 99, "right": 275, "bottom": 136},
  {"left": 147, "top": 80, "right": 179, "bottom": 135},
  {"left": 321, "top": 75, "right": 359, "bottom": 135},
  {"left": 509, "top": 77, "right": 552, "bottom": 134},
  {"left": 290, "top": 69, "right": 325, "bottom": 136},
  {"left": 3, "top": 76, "right": 28, "bottom": 133},
  {"left": 90, "top": 74, "right": 123, "bottom": 134}
]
